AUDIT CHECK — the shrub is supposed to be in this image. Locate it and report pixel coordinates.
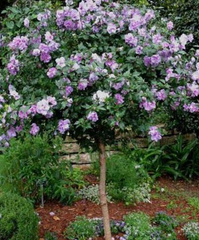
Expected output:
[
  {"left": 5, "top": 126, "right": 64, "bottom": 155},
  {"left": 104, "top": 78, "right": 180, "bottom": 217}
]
[
  {"left": 93, "top": 153, "right": 151, "bottom": 204},
  {"left": 0, "top": 134, "right": 84, "bottom": 204},
  {"left": 0, "top": 192, "right": 39, "bottom": 240},
  {"left": 182, "top": 222, "right": 199, "bottom": 240}
]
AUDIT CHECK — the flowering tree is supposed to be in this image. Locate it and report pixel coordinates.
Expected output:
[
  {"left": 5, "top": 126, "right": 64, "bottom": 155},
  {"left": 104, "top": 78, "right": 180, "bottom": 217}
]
[{"left": 0, "top": 0, "right": 199, "bottom": 239}]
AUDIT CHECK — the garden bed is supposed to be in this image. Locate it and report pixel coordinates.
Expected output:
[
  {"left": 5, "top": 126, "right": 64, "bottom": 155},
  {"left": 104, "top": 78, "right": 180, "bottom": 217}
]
[{"left": 36, "top": 176, "right": 199, "bottom": 240}]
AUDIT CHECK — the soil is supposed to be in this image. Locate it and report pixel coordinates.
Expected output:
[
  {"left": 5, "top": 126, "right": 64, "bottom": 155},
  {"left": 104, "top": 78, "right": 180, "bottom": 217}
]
[{"left": 36, "top": 175, "right": 199, "bottom": 240}]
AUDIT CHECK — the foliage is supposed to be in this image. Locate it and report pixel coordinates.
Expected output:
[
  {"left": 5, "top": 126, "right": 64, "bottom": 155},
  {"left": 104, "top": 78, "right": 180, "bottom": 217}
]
[
  {"left": 0, "top": 192, "right": 39, "bottom": 240},
  {"left": 0, "top": 134, "right": 85, "bottom": 204},
  {"left": 107, "top": 182, "right": 151, "bottom": 205},
  {"left": 182, "top": 222, "right": 199, "bottom": 240},
  {"left": 153, "top": 211, "right": 178, "bottom": 233},
  {"left": 168, "top": 110, "right": 199, "bottom": 137},
  {"left": 44, "top": 231, "right": 58, "bottom": 240},
  {"left": 78, "top": 184, "right": 112, "bottom": 204},
  {"left": 123, "top": 212, "right": 151, "bottom": 240},
  {"left": 93, "top": 153, "right": 151, "bottom": 204},
  {"left": 146, "top": 0, "right": 184, "bottom": 16},
  {"left": 161, "top": 136, "right": 199, "bottom": 179},
  {"left": 0, "top": 0, "right": 198, "bottom": 151},
  {"left": 128, "top": 136, "right": 199, "bottom": 179},
  {"left": 187, "top": 197, "right": 199, "bottom": 211},
  {"left": 173, "top": 0, "right": 199, "bottom": 49},
  {"left": 64, "top": 216, "right": 96, "bottom": 240},
  {"left": 93, "top": 218, "right": 126, "bottom": 237}
]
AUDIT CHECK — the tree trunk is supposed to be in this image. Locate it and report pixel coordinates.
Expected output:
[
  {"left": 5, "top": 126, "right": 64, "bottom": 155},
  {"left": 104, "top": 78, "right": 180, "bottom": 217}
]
[{"left": 99, "top": 140, "right": 112, "bottom": 240}]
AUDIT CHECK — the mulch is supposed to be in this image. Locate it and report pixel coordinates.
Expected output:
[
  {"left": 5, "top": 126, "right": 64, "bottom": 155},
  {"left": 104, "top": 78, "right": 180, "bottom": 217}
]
[{"left": 36, "top": 176, "right": 199, "bottom": 240}]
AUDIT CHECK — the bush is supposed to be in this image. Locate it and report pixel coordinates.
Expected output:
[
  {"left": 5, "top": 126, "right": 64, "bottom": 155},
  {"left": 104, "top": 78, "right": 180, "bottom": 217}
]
[
  {"left": 0, "top": 192, "right": 39, "bottom": 240},
  {"left": 92, "top": 153, "right": 151, "bottom": 204},
  {"left": 0, "top": 135, "right": 85, "bottom": 204}
]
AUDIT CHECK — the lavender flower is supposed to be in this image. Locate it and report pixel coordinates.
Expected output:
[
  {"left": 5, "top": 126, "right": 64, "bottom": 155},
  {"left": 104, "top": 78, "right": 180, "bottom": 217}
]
[
  {"left": 58, "top": 119, "right": 70, "bottom": 134},
  {"left": 87, "top": 111, "right": 99, "bottom": 122},
  {"left": 148, "top": 126, "right": 162, "bottom": 142},
  {"left": 30, "top": 123, "right": 40, "bottom": 135},
  {"left": 47, "top": 67, "right": 57, "bottom": 78},
  {"left": 36, "top": 99, "right": 50, "bottom": 115},
  {"left": 115, "top": 94, "right": 124, "bottom": 105}
]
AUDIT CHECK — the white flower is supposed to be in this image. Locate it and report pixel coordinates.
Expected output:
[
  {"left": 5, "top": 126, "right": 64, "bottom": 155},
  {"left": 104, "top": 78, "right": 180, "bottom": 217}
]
[
  {"left": 93, "top": 90, "right": 110, "bottom": 103},
  {"left": 56, "top": 57, "right": 66, "bottom": 68}
]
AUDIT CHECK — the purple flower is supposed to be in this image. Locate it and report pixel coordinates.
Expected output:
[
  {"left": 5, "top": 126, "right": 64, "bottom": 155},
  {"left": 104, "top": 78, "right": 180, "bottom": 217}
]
[
  {"left": 45, "top": 31, "right": 54, "bottom": 42},
  {"left": 18, "top": 110, "right": 28, "bottom": 119},
  {"left": 47, "top": 67, "right": 57, "bottom": 78},
  {"left": 135, "top": 46, "right": 143, "bottom": 55},
  {"left": 40, "top": 52, "right": 51, "bottom": 63},
  {"left": 30, "top": 123, "right": 40, "bottom": 135},
  {"left": 8, "top": 36, "right": 29, "bottom": 51},
  {"left": 140, "top": 97, "right": 156, "bottom": 111},
  {"left": 32, "top": 49, "right": 41, "bottom": 56},
  {"left": 7, "top": 55, "right": 20, "bottom": 75},
  {"left": 89, "top": 72, "right": 99, "bottom": 82},
  {"left": 107, "top": 23, "right": 117, "bottom": 34},
  {"left": 47, "top": 96, "right": 57, "bottom": 106},
  {"left": 7, "top": 127, "right": 16, "bottom": 138},
  {"left": 187, "top": 83, "right": 199, "bottom": 97},
  {"left": 24, "top": 18, "right": 30, "bottom": 28},
  {"left": 151, "top": 54, "right": 161, "bottom": 67},
  {"left": 78, "top": 79, "right": 88, "bottom": 90},
  {"left": 9, "top": 85, "right": 20, "bottom": 100},
  {"left": 87, "top": 111, "right": 98, "bottom": 122},
  {"left": 156, "top": 89, "right": 167, "bottom": 101},
  {"left": 148, "top": 126, "right": 162, "bottom": 142},
  {"left": 65, "top": 86, "right": 73, "bottom": 96},
  {"left": 58, "top": 119, "right": 70, "bottom": 134},
  {"left": 36, "top": 99, "right": 50, "bottom": 115},
  {"left": 144, "top": 56, "right": 151, "bottom": 67},
  {"left": 167, "top": 21, "right": 173, "bottom": 30},
  {"left": 125, "top": 33, "right": 138, "bottom": 47},
  {"left": 115, "top": 94, "right": 124, "bottom": 105}
]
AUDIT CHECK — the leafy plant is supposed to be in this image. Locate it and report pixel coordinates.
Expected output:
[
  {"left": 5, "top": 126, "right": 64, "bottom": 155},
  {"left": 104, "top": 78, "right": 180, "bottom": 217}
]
[
  {"left": 64, "top": 216, "right": 96, "bottom": 240},
  {"left": 153, "top": 211, "right": 178, "bottom": 233},
  {"left": 78, "top": 184, "right": 112, "bottom": 204},
  {"left": 0, "top": 135, "right": 84, "bottom": 204},
  {"left": 162, "top": 135, "right": 199, "bottom": 179},
  {"left": 44, "top": 231, "right": 58, "bottom": 240},
  {"left": 0, "top": 192, "right": 39, "bottom": 240},
  {"left": 123, "top": 212, "right": 152, "bottom": 240},
  {"left": 187, "top": 197, "right": 199, "bottom": 211}
]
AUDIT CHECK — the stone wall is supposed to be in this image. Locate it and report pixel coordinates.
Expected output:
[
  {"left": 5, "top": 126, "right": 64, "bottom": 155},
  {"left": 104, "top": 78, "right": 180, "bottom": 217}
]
[{"left": 61, "top": 131, "right": 196, "bottom": 169}]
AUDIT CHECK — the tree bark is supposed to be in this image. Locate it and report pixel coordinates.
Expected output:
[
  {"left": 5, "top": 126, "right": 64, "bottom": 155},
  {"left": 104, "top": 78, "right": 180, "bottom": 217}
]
[{"left": 99, "top": 140, "right": 112, "bottom": 240}]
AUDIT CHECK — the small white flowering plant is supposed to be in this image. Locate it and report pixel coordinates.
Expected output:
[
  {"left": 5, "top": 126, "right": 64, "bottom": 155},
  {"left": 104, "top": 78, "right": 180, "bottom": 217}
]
[{"left": 182, "top": 222, "right": 199, "bottom": 240}]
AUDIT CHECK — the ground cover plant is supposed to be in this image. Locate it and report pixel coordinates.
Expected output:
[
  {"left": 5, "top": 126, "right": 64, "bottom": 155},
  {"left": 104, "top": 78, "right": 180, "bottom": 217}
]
[{"left": 1, "top": 0, "right": 199, "bottom": 238}]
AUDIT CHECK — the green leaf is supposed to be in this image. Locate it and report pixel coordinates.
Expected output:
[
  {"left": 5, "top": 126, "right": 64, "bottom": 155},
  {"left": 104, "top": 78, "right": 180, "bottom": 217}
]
[{"left": 6, "top": 21, "right": 14, "bottom": 29}]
